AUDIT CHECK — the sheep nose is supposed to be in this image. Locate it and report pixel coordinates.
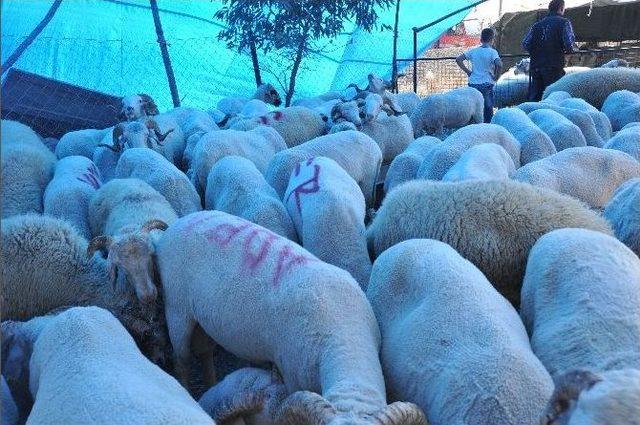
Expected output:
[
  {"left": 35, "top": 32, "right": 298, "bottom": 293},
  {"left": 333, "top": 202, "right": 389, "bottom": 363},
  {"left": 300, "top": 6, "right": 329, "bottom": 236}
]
[{"left": 126, "top": 106, "right": 134, "bottom": 112}]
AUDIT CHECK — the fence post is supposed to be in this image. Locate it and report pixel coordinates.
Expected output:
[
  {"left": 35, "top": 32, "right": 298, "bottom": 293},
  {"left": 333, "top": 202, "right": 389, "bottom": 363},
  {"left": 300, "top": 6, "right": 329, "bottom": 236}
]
[
  {"left": 391, "top": 0, "right": 401, "bottom": 93},
  {"left": 412, "top": 27, "right": 418, "bottom": 93},
  {"left": 149, "top": 0, "right": 180, "bottom": 108},
  {"left": 1, "top": 0, "right": 63, "bottom": 75}
]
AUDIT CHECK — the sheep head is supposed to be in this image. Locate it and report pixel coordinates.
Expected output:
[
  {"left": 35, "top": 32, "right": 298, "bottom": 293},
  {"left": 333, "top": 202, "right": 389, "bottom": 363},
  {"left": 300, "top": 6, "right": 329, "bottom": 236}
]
[
  {"left": 145, "top": 119, "right": 174, "bottom": 146},
  {"left": 256, "top": 83, "right": 282, "bottom": 107},
  {"left": 541, "top": 369, "right": 602, "bottom": 425},
  {"left": 120, "top": 93, "right": 159, "bottom": 121},
  {"left": 367, "top": 73, "right": 392, "bottom": 95},
  {"left": 274, "top": 391, "right": 427, "bottom": 425},
  {"left": 331, "top": 101, "right": 363, "bottom": 128},
  {"left": 514, "top": 58, "right": 531, "bottom": 75},
  {"left": 87, "top": 220, "right": 168, "bottom": 305}
]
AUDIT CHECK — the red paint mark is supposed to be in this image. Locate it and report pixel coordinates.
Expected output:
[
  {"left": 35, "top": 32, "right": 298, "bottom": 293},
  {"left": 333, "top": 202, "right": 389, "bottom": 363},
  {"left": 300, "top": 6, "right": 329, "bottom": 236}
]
[
  {"left": 285, "top": 163, "right": 321, "bottom": 214},
  {"left": 205, "top": 222, "right": 251, "bottom": 247},
  {"left": 259, "top": 116, "right": 268, "bottom": 125},
  {"left": 273, "top": 245, "right": 310, "bottom": 286},
  {"left": 183, "top": 213, "right": 216, "bottom": 234},
  {"left": 273, "top": 111, "right": 284, "bottom": 121},
  {"left": 77, "top": 164, "right": 102, "bottom": 189},
  {"left": 244, "top": 229, "right": 278, "bottom": 270}
]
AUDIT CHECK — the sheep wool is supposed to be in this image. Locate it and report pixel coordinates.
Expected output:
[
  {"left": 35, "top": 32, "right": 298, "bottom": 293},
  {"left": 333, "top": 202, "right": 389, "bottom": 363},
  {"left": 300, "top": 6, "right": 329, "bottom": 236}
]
[
  {"left": 205, "top": 155, "right": 297, "bottom": 241},
  {"left": 258, "top": 106, "right": 327, "bottom": 148},
  {"left": 520, "top": 229, "right": 640, "bottom": 377},
  {"left": 115, "top": 148, "right": 201, "bottom": 217},
  {"left": 1, "top": 121, "right": 56, "bottom": 218},
  {"left": 367, "top": 239, "right": 553, "bottom": 425},
  {"left": 519, "top": 102, "right": 604, "bottom": 147},
  {"left": 604, "top": 126, "right": 640, "bottom": 161},
  {"left": 558, "top": 97, "right": 613, "bottom": 141},
  {"left": 513, "top": 146, "right": 640, "bottom": 209},
  {"left": 604, "top": 178, "right": 640, "bottom": 257},
  {"left": 189, "top": 126, "right": 286, "bottom": 196},
  {"left": 2, "top": 376, "right": 18, "bottom": 425},
  {"left": 265, "top": 130, "right": 382, "bottom": 207},
  {"left": 527, "top": 109, "right": 587, "bottom": 151},
  {"left": 284, "top": 157, "right": 371, "bottom": 288},
  {"left": 416, "top": 124, "right": 520, "bottom": 180},
  {"left": 409, "top": 86, "right": 483, "bottom": 137},
  {"left": 44, "top": 155, "right": 102, "bottom": 239},
  {"left": 20, "top": 307, "right": 214, "bottom": 425},
  {"left": 384, "top": 136, "right": 440, "bottom": 194},
  {"left": 442, "top": 143, "right": 516, "bottom": 182},
  {"left": 55, "top": 127, "right": 111, "bottom": 160},
  {"left": 601, "top": 90, "right": 640, "bottom": 132},
  {"left": 542, "top": 67, "right": 640, "bottom": 109},
  {"left": 366, "top": 180, "right": 612, "bottom": 306},
  {"left": 361, "top": 114, "right": 414, "bottom": 164},
  {"left": 156, "top": 211, "right": 427, "bottom": 423},
  {"left": 491, "top": 107, "right": 556, "bottom": 165}
]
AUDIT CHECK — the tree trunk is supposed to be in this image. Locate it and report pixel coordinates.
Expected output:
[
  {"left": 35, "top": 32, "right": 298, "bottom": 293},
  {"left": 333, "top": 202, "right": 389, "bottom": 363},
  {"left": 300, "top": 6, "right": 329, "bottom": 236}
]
[
  {"left": 285, "top": 40, "right": 306, "bottom": 107},
  {"left": 248, "top": 31, "right": 262, "bottom": 87},
  {"left": 2, "top": 0, "right": 63, "bottom": 75},
  {"left": 391, "top": 0, "right": 401, "bottom": 92},
  {"left": 149, "top": 0, "right": 180, "bottom": 107}
]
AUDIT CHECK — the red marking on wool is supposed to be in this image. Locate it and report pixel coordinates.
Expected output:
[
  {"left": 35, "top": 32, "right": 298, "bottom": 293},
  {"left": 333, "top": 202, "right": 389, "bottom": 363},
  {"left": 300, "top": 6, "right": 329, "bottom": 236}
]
[
  {"left": 243, "top": 229, "right": 278, "bottom": 270},
  {"left": 273, "top": 245, "right": 310, "bottom": 286},
  {"left": 259, "top": 116, "right": 268, "bottom": 125},
  {"left": 77, "top": 167, "right": 101, "bottom": 189},
  {"left": 205, "top": 222, "right": 251, "bottom": 247},
  {"left": 273, "top": 111, "right": 283, "bottom": 121},
  {"left": 285, "top": 164, "right": 321, "bottom": 214},
  {"left": 183, "top": 213, "right": 216, "bottom": 234}
]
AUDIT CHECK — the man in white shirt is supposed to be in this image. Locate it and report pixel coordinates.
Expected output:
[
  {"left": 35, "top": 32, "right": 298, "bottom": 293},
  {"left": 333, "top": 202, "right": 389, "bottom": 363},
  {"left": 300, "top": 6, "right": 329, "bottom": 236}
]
[{"left": 456, "top": 28, "right": 503, "bottom": 122}]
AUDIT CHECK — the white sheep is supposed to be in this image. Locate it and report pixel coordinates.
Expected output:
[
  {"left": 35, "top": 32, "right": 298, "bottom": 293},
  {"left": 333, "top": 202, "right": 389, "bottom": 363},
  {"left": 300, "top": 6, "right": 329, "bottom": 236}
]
[
  {"left": 604, "top": 178, "right": 640, "bottom": 256},
  {"left": 623, "top": 122, "right": 640, "bottom": 130},
  {"left": 0, "top": 214, "right": 170, "bottom": 368},
  {"left": 163, "top": 106, "right": 219, "bottom": 142},
  {"left": 604, "top": 125, "right": 640, "bottom": 161},
  {"left": 491, "top": 107, "right": 557, "bottom": 165},
  {"left": 383, "top": 136, "right": 440, "bottom": 194},
  {"left": 600, "top": 58, "right": 629, "bottom": 68},
  {"left": 257, "top": 107, "right": 328, "bottom": 148},
  {"left": 409, "top": 86, "right": 483, "bottom": 137},
  {"left": 558, "top": 97, "right": 613, "bottom": 141},
  {"left": 391, "top": 91, "right": 421, "bottom": 116},
  {"left": 189, "top": 126, "right": 286, "bottom": 196},
  {"left": 329, "top": 120, "right": 358, "bottom": 133},
  {"left": 513, "top": 146, "right": 640, "bottom": 209},
  {"left": 367, "top": 239, "right": 553, "bottom": 425},
  {"left": 88, "top": 178, "right": 178, "bottom": 304},
  {"left": 1, "top": 120, "right": 56, "bottom": 218},
  {"left": 541, "top": 368, "right": 640, "bottom": 425},
  {"left": 601, "top": 90, "right": 640, "bottom": 132},
  {"left": 361, "top": 114, "right": 414, "bottom": 165},
  {"left": 292, "top": 89, "right": 344, "bottom": 109},
  {"left": 519, "top": 102, "right": 604, "bottom": 147},
  {"left": 155, "top": 210, "right": 427, "bottom": 424},
  {"left": 416, "top": 124, "right": 520, "bottom": 180},
  {"left": 494, "top": 69, "right": 529, "bottom": 108},
  {"left": 2, "top": 306, "right": 214, "bottom": 425},
  {"left": 119, "top": 93, "right": 159, "bottom": 121},
  {"left": 55, "top": 127, "right": 111, "bottom": 159},
  {"left": 115, "top": 148, "right": 201, "bottom": 217},
  {"left": 526, "top": 109, "right": 587, "bottom": 151},
  {"left": 442, "top": 143, "right": 516, "bottom": 182},
  {"left": 366, "top": 180, "right": 612, "bottom": 306},
  {"left": 542, "top": 90, "right": 573, "bottom": 105},
  {"left": 283, "top": 157, "right": 371, "bottom": 288},
  {"left": 520, "top": 228, "right": 640, "bottom": 377},
  {"left": 543, "top": 67, "right": 640, "bottom": 109},
  {"left": 205, "top": 155, "right": 297, "bottom": 241},
  {"left": 43, "top": 155, "right": 102, "bottom": 239},
  {"left": 265, "top": 130, "right": 382, "bottom": 208},
  {"left": 217, "top": 83, "right": 282, "bottom": 115}
]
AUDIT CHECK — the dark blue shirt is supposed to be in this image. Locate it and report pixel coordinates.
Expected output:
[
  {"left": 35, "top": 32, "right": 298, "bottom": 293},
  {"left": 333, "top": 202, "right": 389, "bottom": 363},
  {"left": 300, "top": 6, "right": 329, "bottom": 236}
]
[{"left": 522, "top": 12, "right": 576, "bottom": 69}]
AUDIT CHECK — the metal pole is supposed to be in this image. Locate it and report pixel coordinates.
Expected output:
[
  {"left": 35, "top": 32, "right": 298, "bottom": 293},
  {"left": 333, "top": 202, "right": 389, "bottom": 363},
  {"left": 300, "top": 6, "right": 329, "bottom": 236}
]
[
  {"left": 2, "top": 0, "right": 63, "bottom": 75},
  {"left": 150, "top": 0, "right": 180, "bottom": 107},
  {"left": 412, "top": 27, "right": 418, "bottom": 93},
  {"left": 391, "top": 0, "right": 401, "bottom": 93},
  {"left": 415, "top": 0, "right": 488, "bottom": 33}
]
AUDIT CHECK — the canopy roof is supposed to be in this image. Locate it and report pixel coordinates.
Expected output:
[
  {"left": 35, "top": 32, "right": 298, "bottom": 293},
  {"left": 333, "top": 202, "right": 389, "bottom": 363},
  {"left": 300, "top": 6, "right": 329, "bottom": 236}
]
[{"left": 1, "top": 0, "right": 476, "bottom": 110}]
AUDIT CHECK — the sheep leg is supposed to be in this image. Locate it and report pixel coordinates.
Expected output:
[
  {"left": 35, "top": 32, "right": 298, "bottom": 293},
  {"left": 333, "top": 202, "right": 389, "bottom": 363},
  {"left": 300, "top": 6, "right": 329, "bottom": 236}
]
[
  {"left": 167, "top": 313, "right": 196, "bottom": 387},
  {"left": 191, "top": 324, "right": 217, "bottom": 387}
]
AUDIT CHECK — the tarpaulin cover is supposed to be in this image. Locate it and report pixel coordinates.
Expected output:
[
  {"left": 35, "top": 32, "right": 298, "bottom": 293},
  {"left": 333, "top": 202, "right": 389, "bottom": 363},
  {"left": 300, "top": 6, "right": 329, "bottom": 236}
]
[{"left": 1, "top": 0, "right": 475, "bottom": 110}]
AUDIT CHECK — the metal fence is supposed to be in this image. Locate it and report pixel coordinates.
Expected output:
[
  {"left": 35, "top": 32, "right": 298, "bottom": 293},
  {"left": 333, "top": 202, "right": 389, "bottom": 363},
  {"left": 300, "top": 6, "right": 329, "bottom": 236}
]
[{"left": 395, "top": 44, "right": 640, "bottom": 100}]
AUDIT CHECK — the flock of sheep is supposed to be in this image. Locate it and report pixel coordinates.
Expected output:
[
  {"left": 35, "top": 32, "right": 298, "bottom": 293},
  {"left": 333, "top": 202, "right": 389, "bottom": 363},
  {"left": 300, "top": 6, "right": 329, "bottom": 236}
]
[{"left": 1, "top": 61, "right": 640, "bottom": 425}]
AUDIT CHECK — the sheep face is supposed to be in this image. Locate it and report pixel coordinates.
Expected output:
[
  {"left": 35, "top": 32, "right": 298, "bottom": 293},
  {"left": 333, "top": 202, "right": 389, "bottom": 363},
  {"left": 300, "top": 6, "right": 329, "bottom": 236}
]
[
  {"left": 541, "top": 370, "right": 602, "bottom": 425},
  {"left": 107, "top": 234, "right": 158, "bottom": 305},
  {"left": 257, "top": 84, "right": 282, "bottom": 107},
  {"left": 364, "top": 94, "right": 383, "bottom": 122},
  {"left": 515, "top": 58, "right": 531, "bottom": 75},
  {"left": 367, "top": 73, "right": 391, "bottom": 94},
  {"left": 120, "top": 93, "right": 159, "bottom": 121},
  {"left": 101, "top": 121, "right": 173, "bottom": 153},
  {"left": 331, "top": 101, "right": 363, "bottom": 127}
]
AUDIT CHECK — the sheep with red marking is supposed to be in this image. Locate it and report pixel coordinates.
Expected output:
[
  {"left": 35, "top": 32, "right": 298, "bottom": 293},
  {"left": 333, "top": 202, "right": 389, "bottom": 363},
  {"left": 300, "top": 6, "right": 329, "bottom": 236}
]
[
  {"left": 44, "top": 156, "right": 102, "bottom": 239},
  {"left": 155, "top": 210, "right": 427, "bottom": 425},
  {"left": 284, "top": 157, "right": 371, "bottom": 288}
]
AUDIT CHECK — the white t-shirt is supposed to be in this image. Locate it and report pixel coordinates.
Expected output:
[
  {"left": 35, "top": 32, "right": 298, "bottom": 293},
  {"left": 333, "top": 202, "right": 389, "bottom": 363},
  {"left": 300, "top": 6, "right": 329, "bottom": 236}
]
[{"left": 464, "top": 45, "right": 500, "bottom": 85}]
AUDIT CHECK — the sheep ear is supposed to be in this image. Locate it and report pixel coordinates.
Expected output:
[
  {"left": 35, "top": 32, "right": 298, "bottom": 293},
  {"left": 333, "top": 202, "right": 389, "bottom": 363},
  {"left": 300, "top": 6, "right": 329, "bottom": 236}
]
[
  {"left": 138, "top": 93, "right": 159, "bottom": 116},
  {"left": 0, "top": 322, "right": 33, "bottom": 383},
  {"left": 383, "top": 93, "right": 403, "bottom": 115}
]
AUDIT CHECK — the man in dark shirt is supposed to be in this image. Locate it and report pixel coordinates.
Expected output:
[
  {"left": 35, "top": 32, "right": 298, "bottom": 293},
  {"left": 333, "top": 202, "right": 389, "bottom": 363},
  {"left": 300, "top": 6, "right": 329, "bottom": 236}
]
[{"left": 522, "top": 0, "right": 577, "bottom": 101}]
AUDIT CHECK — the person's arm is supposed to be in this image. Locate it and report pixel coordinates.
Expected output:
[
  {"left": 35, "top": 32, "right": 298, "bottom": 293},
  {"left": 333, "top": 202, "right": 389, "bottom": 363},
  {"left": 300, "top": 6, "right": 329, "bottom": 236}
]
[
  {"left": 456, "top": 53, "right": 472, "bottom": 77},
  {"left": 493, "top": 57, "right": 503, "bottom": 82},
  {"left": 522, "top": 27, "right": 533, "bottom": 52},
  {"left": 562, "top": 20, "right": 577, "bottom": 53}
]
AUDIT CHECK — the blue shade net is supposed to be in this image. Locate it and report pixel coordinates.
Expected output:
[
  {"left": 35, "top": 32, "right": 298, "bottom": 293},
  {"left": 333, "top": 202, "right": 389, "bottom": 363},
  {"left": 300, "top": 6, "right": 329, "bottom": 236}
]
[{"left": 1, "top": 0, "right": 473, "bottom": 111}]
